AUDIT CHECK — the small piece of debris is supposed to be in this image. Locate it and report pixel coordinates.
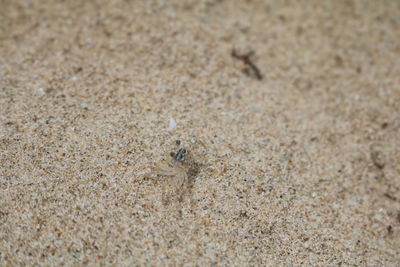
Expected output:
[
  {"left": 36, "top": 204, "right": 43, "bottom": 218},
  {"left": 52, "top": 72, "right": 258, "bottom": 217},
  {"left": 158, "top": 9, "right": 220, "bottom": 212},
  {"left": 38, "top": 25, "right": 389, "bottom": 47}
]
[
  {"left": 231, "top": 49, "right": 263, "bottom": 80},
  {"left": 384, "top": 193, "right": 397, "bottom": 201},
  {"left": 36, "top": 87, "right": 45, "bottom": 96},
  {"left": 168, "top": 118, "right": 177, "bottom": 130},
  {"left": 370, "top": 149, "right": 385, "bottom": 170}
]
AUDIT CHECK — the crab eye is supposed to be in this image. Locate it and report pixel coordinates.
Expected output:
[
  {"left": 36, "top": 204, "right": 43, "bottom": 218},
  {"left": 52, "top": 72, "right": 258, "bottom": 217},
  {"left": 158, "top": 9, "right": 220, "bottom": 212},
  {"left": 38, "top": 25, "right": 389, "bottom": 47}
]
[{"left": 172, "top": 148, "right": 187, "bottom": 162}]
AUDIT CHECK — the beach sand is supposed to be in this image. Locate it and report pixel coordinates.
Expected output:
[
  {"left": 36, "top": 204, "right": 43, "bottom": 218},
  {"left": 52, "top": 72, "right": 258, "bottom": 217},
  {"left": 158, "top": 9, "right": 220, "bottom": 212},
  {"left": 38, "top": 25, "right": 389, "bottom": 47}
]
[{"left": 1, "top": 0, "right": 399, "bottom": 265}]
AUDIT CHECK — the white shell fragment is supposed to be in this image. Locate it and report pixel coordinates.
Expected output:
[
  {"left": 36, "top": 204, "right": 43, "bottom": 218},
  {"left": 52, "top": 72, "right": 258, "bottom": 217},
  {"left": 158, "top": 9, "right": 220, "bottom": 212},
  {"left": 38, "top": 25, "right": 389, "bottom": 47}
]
[{"left": 168, "top": 118, "right": 177, "bottom": 131}]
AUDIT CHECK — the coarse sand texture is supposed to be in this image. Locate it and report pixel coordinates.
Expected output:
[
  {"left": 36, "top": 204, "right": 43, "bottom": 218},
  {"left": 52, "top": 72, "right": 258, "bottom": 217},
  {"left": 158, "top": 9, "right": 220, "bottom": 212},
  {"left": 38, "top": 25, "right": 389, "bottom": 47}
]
[{"left": 1, "top": 0, "right": 400, "bottom": 266}]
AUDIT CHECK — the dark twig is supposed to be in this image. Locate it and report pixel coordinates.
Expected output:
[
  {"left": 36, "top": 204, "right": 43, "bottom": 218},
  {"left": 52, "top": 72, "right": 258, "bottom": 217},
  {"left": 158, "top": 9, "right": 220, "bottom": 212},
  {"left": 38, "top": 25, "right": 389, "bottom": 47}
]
[
  {"left": 231, "top": 49, "right": 263, "bottom": 80},
  {"left": 384, "top": 193, "right": 397, "bottom": 201}
]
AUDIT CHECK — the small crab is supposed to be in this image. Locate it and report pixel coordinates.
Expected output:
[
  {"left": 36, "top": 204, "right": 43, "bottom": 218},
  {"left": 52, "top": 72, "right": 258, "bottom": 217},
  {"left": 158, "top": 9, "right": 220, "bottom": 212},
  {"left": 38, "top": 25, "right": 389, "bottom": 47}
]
[
  {"left": 156, "top": 140, "right": 191, "bottom": 204},
  {"left": 147, "top": 139, "right": 204, "bottom": 207}
]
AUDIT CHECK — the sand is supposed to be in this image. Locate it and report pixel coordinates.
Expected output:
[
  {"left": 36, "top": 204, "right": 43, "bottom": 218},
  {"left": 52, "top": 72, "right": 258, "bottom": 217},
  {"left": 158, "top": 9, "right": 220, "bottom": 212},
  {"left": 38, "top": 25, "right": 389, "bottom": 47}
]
[{"left": 1, "top": 0, "right": 400, "bottom": 266}]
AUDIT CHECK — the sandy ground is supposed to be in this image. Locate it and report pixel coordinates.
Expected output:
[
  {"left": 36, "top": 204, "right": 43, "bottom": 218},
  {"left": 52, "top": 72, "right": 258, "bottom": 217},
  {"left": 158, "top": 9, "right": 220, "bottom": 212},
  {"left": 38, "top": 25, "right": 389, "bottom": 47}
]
[{"left": 1, "top": 0, "right": 400, "bottom": 266}]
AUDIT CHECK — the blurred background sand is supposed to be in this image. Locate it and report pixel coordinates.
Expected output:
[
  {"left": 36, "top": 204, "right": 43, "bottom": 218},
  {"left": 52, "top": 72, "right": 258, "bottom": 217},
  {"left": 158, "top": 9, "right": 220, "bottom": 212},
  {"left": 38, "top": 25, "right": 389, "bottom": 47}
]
[{"left": 1, "top": 0, "right": 399, "bottom": 265}]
